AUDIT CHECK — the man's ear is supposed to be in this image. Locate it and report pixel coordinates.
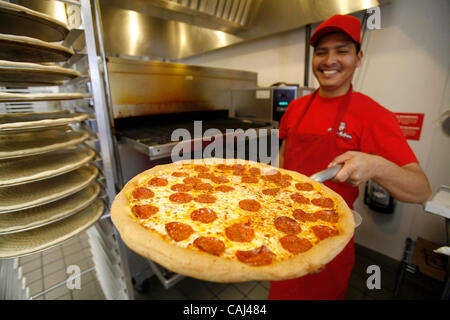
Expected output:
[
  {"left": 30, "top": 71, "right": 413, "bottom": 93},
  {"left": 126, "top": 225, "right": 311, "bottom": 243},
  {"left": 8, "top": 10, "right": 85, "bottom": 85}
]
[{"left": 356, "top": 50, "right": 363, "bottom": 68}]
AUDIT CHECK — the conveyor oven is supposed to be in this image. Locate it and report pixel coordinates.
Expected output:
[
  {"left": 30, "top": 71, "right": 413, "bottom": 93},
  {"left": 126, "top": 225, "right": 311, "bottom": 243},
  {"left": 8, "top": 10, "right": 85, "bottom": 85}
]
[{"left": 106, "top": 57, "right": 278, "bottom": 290}]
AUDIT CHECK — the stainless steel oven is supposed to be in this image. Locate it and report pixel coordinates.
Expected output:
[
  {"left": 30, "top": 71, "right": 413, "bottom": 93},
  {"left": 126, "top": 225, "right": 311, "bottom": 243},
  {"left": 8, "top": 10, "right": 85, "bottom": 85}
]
[
  {"left": 106, "top": 57, "right": 278, "bottom": 289},
  {"left": 230, "top": 86, "right": 314, "bottom": 122}
]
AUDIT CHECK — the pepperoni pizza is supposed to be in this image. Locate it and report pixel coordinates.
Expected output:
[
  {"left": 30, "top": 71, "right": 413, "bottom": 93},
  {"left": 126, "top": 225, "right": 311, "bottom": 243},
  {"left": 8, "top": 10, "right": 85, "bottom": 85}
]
[{"left": 111, "top": 158, "right": 355, "bottom": 282}]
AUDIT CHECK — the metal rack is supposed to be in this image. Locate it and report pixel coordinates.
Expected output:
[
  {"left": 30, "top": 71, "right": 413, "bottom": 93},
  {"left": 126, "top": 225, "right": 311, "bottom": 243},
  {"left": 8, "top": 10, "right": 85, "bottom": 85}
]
[{"left": 0, "top": 0, "right": 133, "bottom": 300}]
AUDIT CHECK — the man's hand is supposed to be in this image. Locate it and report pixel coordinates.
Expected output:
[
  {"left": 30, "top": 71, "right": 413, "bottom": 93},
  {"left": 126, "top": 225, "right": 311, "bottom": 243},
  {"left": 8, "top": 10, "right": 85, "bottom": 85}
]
[
  {"left": 328, "top": 151, "right": 380, "bottom": 186},
  {"left": 328, "top": 151, "right": 432, "bottom": 204}
]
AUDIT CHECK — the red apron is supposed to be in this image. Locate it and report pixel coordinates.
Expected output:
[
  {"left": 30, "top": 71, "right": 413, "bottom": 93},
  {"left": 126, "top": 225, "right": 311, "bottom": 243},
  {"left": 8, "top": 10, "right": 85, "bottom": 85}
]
[{"left": 269, "top": 88, "right": 356, "bottom": 300}]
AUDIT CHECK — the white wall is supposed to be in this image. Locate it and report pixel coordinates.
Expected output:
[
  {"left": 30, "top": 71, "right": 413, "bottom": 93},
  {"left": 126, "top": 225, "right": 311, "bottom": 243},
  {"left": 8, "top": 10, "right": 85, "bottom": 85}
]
[
  {"left": 180, "top": 0, "right": 450, "bottom": 260},
  {"left": 352, "top": 0, "right": 450, "bottom": 260},
  {"left": 179, "top": 27, "right": 307, "bottom": 87}
]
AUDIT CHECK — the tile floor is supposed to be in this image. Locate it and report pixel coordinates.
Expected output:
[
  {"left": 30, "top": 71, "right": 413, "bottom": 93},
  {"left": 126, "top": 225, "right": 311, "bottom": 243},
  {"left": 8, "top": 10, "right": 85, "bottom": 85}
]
[
  {"left": 133, "top": 244, "right": 446, "bottom": 300},
  {"left": 17, "top": 236, "right": 446, "bottom": 300},
  {"left": 347, "top": 244, "right": 445, "bottom": 300},
  {"left": 19, "top": 232, "right": 105, "bottom": 300}
]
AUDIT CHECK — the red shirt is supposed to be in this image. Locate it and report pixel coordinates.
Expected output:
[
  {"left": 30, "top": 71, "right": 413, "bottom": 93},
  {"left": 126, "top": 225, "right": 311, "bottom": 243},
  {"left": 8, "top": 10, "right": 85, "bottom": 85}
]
[
  {"left": 279, "top": 91, "right": 418, "bottom": 168},
  {"left": 270, "top": 90, "right": 418, "bottom": 300}
]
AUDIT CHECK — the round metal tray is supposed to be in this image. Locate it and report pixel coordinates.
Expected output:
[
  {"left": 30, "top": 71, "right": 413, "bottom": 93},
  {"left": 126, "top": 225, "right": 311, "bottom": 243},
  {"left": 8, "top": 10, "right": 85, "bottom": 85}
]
[
  {"left": 0, "top": 1, "right": 69, "bottom": 42},
  {"left": 0, "top": 165, "right": 99, "bottom": 214},
  {"left": 0, "top": 33, "right": 74, "bottom": 62},
  {"left": 0, "top": 60, "right": 81, "bottom": 87},
  {"left": 0, "top": 148, "right": 96, "bottom": 187},
  {"left": 0, "top": 128, "right": 89, "bottom": 160},
  {"left": 0, "top": 199, "right": 104, "bottom": 259},
  {"left": 0, "top": 183, "right": 101, "bottom": 235}
]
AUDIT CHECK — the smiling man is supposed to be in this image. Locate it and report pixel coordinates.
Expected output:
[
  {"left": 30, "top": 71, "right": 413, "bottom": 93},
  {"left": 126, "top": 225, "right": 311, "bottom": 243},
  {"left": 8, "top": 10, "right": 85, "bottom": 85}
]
[{"left": 270, "top": 15, "right": 431, "bottom": 300}]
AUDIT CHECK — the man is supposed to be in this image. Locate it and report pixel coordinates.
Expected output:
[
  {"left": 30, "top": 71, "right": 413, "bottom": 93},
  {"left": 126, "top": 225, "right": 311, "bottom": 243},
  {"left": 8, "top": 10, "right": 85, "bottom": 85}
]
[{"left": 269, "top": 14, "right": 431, "bottom": 300}]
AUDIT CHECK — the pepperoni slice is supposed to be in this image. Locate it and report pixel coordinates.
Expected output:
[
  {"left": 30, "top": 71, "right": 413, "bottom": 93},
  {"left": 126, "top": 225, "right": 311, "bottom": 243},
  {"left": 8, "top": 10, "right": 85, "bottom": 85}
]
[
  {"left": 194, "top": 194, "right": 217, "bottom": 203},
  {"left": 295, "top": 182, "right": 314, "bottom": 191},
  {"left": 132, "top": 204, "right": 159, "bottom": 219},
  {"left": 279, "top": 235, "right": 313, "bottom": 254},
  {"left": 233, "top": 170, "right": 248, "bottom": 176},
  {"left": 193, "top": 182, "right": 213, "bottom": 192},
  {"left": 311, "top": 197, "right": 335, "bottom": 208},
  {"left": 248, "top": 167, "right": 261, "bottom": 176},
  {"left": 215, "top": 185, "right": 235, "bottom": 192},
  {"left": 274, "top": 180, "right": 291, "bottom": 188},
  {"left": 169, "top": 192, "right": 193, "bottom": 203},
  {"left": 183, "top": 177, "right": 202, "bottom": 185},
  {"left": 239, "top": 199, "right": 261, "bottom": 212},
  {"left": 165, "top": 222, "right": 194, "bottom": 242},
  {"left": 172, "top": 171, "right": 189, "bottom": 177},
  {"left": 190, "top": 208, "right": 217, "bottom": 224},
  {"left": 170, "top": 183, "right": 192, "bottom": 192},
  {"left": 293, "top": 209, "right": 318, "bottom": 222},
  {"left": 274, "top": 216, "right": 302, "bottom": 235},
  {"left": 262, "top": 188, "right": 280, "bottom": 196},
  {"left": 132, "top": 187, "right": 154, "bottom": 200},
  {"left": 235, "top": 246, "right": 275, "bottom": 266},
  {"left": 194, "top": 237, "right": 225, "bottom": 256},
  {"left": 314, "top": 210, "right": 339, "bottom": 223},
  {"left": 148, "top": 177, "right": 168, "bottom": 187},
  {"left": 225, "top": 223, "right": 254, "bottom": 242},
  {"left": 312, "top": 225, "right": 339, "bottom": 240},
  {"left": 194, "top": 165, "right": 209, "bottom": 173},
  {"left": 280, "top": 174, "right": 293, "bottom": 181},
  {"left": 197, "top": 172, "right": 215, "bottom": 179},
  {"left": 211, "top": 176, "right": 229, "bottom": 184},
  {"left": 217, "top": 164, "right": 232, "bottom": 171},
  {"left": 290, "top": 193, "right": 311, "bottom": 204},
  {"left": 262, "top": 169, "right": 282, "bottom": 182},
  {"left": 232, "top": 164, "right": 245, "bottom": 171},
  {"left": 241, "top": 175, "right": 259, "bottom": 184}
]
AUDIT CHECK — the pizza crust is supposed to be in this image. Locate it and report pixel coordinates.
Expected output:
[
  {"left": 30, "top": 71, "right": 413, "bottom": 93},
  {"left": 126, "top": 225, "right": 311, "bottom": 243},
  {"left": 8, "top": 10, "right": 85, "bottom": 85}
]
[
  {"left": 0, "top": 33, "right": 74, "bottom": 62},
  {"left": 0, "top": 111, "right": 88, "bottom": 130},
  {"left": 111, "top": 158, "right": 354, "bottom": 282},
  {"left": 0, "top": 129, "right": 89, "bottom": 159},
  {"left": 0, "top": 148, "right": 95, "bottom": 187},
  {"left": 0, "top": 92, "right": 87, "bottom": 103}
]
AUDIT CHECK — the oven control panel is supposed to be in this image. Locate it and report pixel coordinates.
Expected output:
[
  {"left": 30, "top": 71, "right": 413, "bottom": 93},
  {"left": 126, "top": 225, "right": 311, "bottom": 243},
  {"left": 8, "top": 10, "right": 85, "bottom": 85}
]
[{"left": 272, "top": 87, "right": 297, "bottom": 121}]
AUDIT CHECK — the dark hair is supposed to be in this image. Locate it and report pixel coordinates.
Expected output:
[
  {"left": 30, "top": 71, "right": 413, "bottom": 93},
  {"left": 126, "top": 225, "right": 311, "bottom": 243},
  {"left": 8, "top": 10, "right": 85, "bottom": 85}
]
[{"left": 354, "top": 41, "right": 361, "bottom": 54}]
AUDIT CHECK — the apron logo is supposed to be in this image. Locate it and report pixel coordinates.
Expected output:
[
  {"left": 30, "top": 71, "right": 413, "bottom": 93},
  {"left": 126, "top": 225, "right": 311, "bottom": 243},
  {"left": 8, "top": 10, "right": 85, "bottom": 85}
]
[{"left": 336, "top": 122, "right": 352, "bottom": 140}]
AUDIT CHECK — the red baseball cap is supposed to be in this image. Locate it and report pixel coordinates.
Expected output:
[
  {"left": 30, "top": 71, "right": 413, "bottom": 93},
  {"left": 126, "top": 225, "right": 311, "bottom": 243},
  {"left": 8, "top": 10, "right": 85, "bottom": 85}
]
[{"left": 310, "top": 14, "right": 361, "bottom": 47}]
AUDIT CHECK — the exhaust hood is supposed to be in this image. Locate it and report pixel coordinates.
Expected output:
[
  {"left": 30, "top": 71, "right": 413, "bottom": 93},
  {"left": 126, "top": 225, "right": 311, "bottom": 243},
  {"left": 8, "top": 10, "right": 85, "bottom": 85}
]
[
  {"left": 11, "top": 0, "right": 391, "bottom": 60},
  {"left": 100, "top": 0, "right": 391, "bottom": 60}
]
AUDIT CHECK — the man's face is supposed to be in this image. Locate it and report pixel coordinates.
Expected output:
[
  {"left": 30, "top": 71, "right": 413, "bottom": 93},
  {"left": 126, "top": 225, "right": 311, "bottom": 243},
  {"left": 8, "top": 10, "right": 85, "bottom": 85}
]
[{"left": 312, "top": 32, "right": 362, "bottom": 93}]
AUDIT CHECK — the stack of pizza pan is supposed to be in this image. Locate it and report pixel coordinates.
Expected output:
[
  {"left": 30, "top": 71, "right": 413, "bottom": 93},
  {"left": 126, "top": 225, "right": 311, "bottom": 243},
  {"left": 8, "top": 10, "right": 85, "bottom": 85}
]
[{"left": 0, "top": 1, "right": 104, "bottom": 259}]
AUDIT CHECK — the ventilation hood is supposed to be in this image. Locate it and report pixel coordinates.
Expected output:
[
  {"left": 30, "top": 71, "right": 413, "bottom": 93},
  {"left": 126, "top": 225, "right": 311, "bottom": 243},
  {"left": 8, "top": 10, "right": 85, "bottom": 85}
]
[
  {"left": 10, "top": 0, "right": 391, "bottom": 60},
  {"left": 99, "top": 0, "right": 391, "bottom": 60}
]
